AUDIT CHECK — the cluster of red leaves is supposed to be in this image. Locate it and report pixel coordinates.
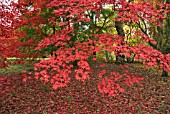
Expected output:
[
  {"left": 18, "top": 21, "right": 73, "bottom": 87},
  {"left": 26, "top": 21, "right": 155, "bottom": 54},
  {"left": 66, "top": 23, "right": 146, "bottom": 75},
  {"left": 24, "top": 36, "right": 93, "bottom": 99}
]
[
  {"left": 97, "top": 63, "right": 144, "bottom": 96},
  {"left": 116, "top": 1, "right": 169, "bottom": 26},
  {"left": 34, "top": 35, "right": 94, "bottom": 89},
  {"left": 0, "top": 37, "right": 41, "bottom": 68},
  {"left": 0, "top": 77, "right": 14, "bottom": 97},
  {"left": 0, "top": 0, "right": 17, "bottom": 38},
  {"left": 0, "top": 37, "right": 23, "bottom": 67},
  {"left": 94, "top": 32, "right": 170, "bottom": 72}
]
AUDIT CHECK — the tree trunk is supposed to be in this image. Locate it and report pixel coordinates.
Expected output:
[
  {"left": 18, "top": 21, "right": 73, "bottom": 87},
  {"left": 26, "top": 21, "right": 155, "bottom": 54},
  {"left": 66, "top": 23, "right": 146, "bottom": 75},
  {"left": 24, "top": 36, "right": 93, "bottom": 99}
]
[
  {"left": 105, "top": 51, "right": 110, "bottom": 62},
  {"left": 115, "top": 21, "right": 125, "bottom": 37},
  {"left": 161, "top": 69, "right": 169, "bottom": 77},
  {"left": 115, "top": 21, "right": 125, "bottom": 64},
  {"left": 160, "top": 1, "right": 170, "bottom": 77}
]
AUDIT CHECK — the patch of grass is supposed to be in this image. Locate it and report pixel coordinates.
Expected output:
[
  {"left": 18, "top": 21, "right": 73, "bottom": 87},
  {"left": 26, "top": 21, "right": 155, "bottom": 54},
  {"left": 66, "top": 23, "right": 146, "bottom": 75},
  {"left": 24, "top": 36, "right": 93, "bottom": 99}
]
[
  {"left": 0, "top": 63, "right": 34, "bottom": 74},
  {"left": 7, "top": 57, "right": 50, "bottom": 61}
]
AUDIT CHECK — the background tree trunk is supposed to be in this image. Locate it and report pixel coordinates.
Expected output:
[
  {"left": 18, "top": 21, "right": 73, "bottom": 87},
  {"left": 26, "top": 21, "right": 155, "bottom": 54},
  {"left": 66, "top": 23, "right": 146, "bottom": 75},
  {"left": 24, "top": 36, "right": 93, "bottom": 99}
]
[
  {"left": 115, "top": 21, "right": 126, "bottom": 64},
  {"left": 160, "top": 0, "right": 170, "bottom": 77}
]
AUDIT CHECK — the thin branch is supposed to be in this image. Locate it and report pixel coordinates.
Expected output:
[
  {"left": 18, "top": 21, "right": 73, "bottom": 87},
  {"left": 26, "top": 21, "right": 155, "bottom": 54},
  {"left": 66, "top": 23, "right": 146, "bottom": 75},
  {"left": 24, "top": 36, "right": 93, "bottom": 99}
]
[{"left": 96, "top": 11, "right": 115, "bottom": 34}]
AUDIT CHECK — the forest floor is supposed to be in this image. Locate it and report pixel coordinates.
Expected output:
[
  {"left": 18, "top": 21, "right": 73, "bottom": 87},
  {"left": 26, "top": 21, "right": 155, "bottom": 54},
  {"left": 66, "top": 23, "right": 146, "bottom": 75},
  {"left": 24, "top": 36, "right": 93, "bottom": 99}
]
[{"left": 0, "top": 61, "right": 170, "bottom": 114}]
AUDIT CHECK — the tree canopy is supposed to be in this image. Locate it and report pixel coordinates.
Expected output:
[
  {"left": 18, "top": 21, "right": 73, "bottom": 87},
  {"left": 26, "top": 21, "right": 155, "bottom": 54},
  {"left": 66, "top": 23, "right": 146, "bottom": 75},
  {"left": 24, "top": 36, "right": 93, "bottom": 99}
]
[{"left": 0, "top": 0, "right": 170, "bottom": 96}]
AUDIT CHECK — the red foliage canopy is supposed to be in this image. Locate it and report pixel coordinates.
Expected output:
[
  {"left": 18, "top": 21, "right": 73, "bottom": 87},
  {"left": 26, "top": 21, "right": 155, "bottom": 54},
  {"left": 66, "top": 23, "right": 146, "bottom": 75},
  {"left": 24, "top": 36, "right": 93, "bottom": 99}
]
[{"left": 1, "top": 0, "right": 170, "bottom": 96}]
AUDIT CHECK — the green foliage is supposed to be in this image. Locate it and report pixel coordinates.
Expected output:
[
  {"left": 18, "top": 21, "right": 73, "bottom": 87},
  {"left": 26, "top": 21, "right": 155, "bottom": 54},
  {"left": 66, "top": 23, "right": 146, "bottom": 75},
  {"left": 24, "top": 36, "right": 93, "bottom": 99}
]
[
  {"left": 0, "top": 63, "right": 34, "bottom": 74},
  {"left": 96, "top": 53, "right": 104, "bottom": 60},
  {"left": 40, "top": 44, "right": 59, "bottom": 56}
]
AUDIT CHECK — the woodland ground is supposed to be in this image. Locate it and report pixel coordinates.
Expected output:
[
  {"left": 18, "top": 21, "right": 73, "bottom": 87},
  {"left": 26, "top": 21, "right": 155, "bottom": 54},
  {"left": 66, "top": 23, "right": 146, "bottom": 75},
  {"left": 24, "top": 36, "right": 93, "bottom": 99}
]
[{"left": 0, "top": 61, "right": 170, "bottom": 114}]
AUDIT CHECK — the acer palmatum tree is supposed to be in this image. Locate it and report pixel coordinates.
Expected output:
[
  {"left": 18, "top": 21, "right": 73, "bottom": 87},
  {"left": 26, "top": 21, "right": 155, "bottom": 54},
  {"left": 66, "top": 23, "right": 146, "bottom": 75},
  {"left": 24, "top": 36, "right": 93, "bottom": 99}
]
[
  {"left": 133, "top": 0, "right": 170, "bottom": 76},
  {"left": 0, "top": 0, "right": 24, "bottom": 67},
  {"left": 1, "top": 0, "right": 170, "bottom": 96}
]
